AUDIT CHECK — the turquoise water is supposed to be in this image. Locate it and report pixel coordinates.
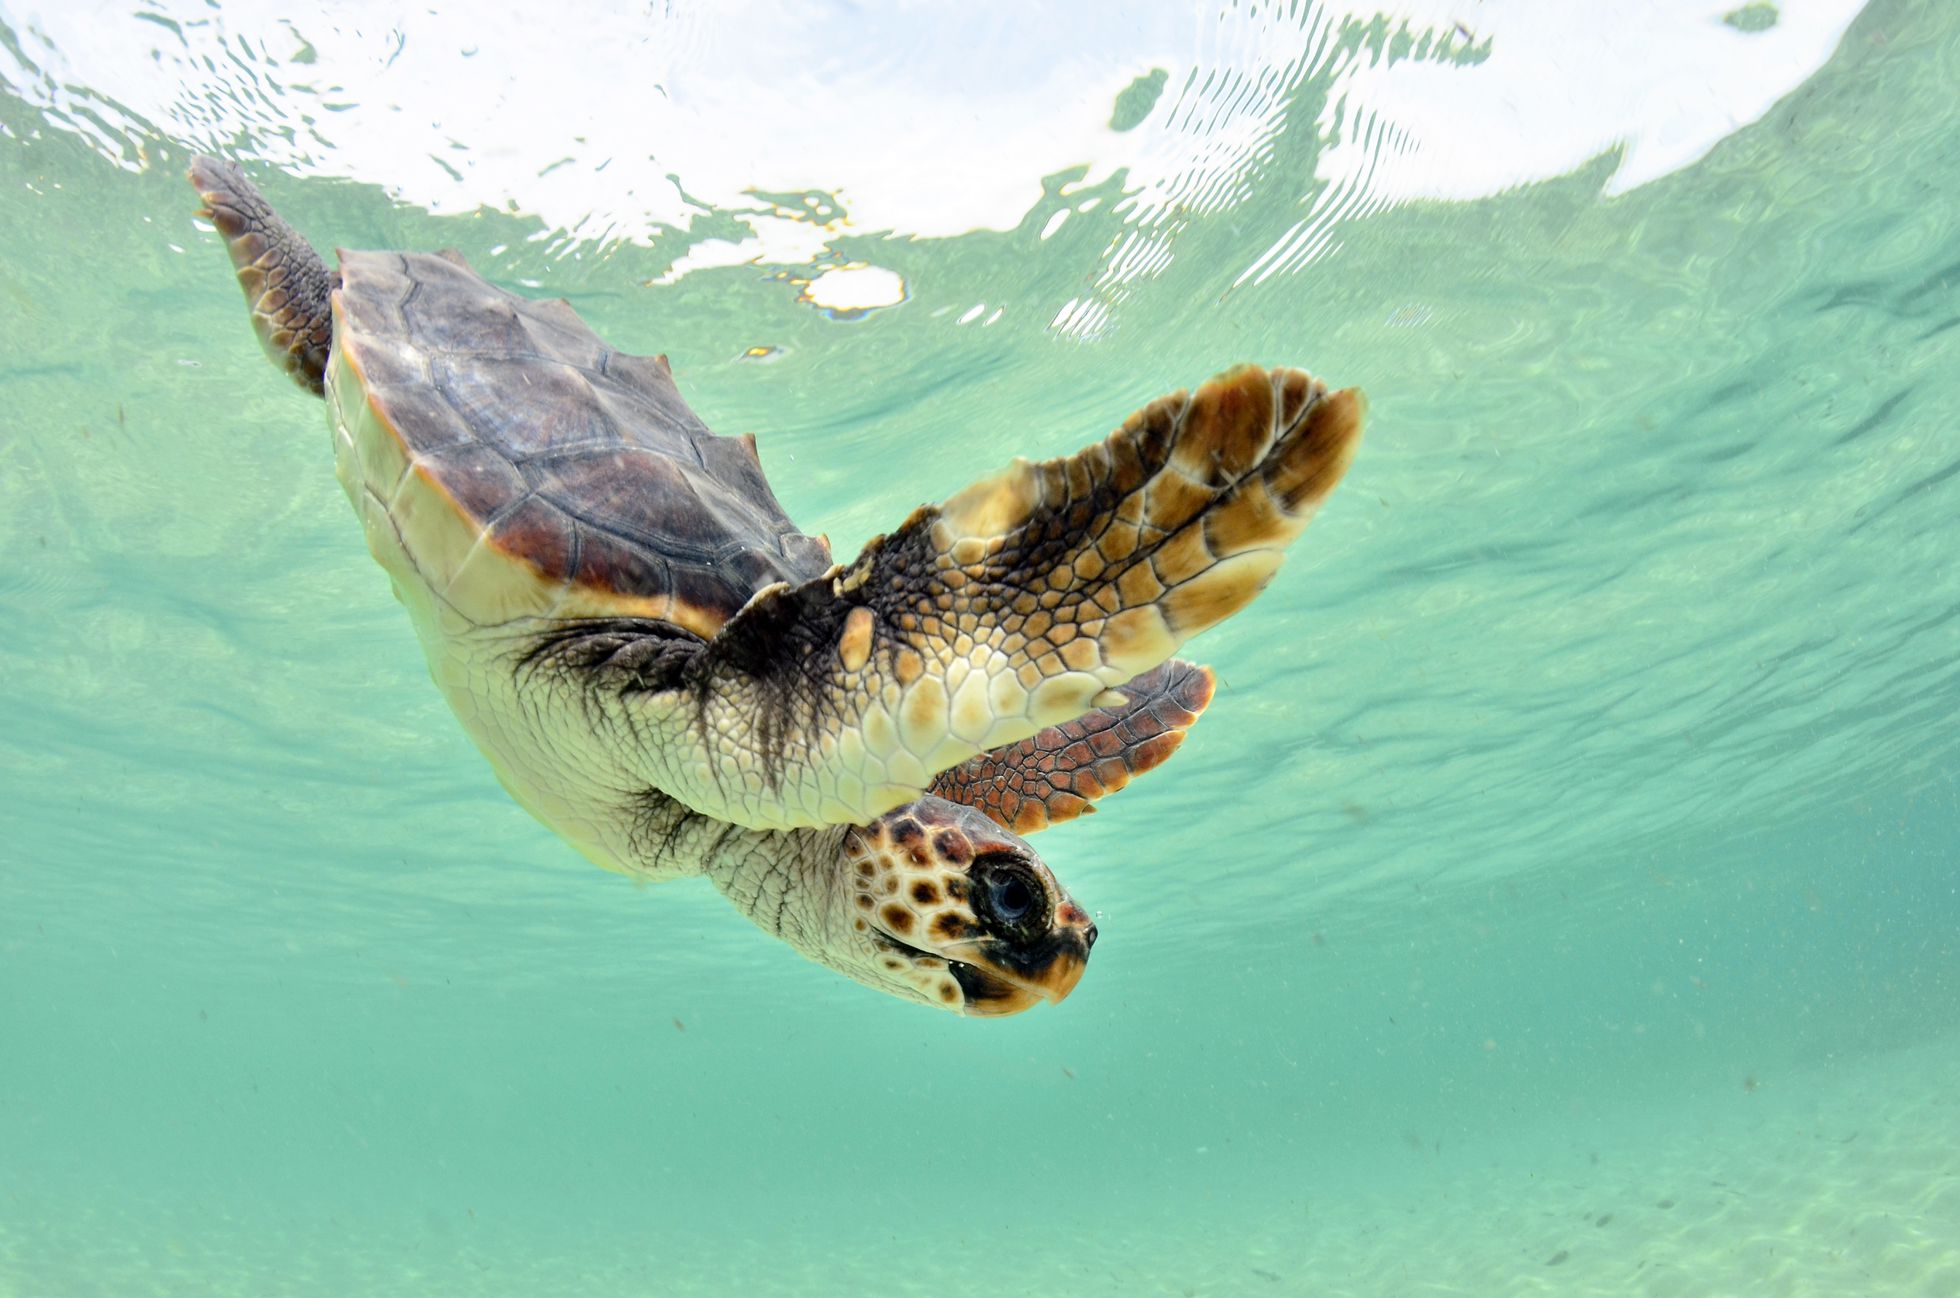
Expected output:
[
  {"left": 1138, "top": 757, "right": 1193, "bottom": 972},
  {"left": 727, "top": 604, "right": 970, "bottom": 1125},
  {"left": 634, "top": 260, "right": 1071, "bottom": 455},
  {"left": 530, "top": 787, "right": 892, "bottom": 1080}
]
[{"left": 4, "top": 2, "right": 1959, "bottom": 1294}]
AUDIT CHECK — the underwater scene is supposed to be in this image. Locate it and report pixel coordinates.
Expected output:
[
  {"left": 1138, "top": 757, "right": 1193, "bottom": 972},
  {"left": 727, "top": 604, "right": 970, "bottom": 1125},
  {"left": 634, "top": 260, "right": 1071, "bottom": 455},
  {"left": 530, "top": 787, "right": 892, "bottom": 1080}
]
[{"left": 2, "top": 1, "right": 1956, "bottom": 1294}]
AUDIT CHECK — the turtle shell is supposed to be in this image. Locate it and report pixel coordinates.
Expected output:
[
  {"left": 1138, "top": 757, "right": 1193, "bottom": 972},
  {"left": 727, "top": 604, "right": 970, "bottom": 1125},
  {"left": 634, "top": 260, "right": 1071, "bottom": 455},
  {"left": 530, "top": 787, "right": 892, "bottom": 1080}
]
[{"left": 325, "top": 248, "right": 831, "bottom": 637}]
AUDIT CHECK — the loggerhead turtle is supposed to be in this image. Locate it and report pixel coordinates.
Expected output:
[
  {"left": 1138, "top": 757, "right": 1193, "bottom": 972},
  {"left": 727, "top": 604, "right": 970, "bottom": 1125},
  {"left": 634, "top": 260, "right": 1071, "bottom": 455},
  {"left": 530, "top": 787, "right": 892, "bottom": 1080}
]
[{"left": 187, "top": 156, "right": 1365, "bottom": 1015}]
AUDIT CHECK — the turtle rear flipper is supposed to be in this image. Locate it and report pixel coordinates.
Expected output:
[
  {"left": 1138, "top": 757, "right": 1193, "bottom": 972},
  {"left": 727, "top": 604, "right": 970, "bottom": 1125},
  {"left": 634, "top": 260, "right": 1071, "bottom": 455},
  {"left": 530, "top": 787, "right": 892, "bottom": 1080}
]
[
  {"left": 928, "top": 658, "right": 1215, "bottom": 833},
  {"left": 189, "top": 155, "right": 335, "bottom": 394},
  {"left": 644, "top": 364, "right": 1364, "bottom": 830}
]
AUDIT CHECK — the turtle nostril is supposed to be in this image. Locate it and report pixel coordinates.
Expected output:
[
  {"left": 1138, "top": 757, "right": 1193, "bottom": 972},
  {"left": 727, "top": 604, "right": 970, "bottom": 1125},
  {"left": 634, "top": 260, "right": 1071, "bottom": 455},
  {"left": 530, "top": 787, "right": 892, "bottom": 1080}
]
[{"left": 1083, "top": 922, "right": 1098, "bottom": 951}]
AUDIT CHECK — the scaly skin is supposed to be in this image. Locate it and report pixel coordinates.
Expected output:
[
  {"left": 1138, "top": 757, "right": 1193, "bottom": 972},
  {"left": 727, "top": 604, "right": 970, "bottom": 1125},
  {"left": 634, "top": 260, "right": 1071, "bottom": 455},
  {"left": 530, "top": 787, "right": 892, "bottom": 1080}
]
[
  {"left": 642, "top": 790, "right": 1094, "bottom": 1014},
  {"left": 927, "top": 658, "right": 1215, "bottom": 834},
  {"left": 639, "top": 366, "right": 1364, "bottom": 830},
  {"left": 189, "top": 156, "right": 335, "bottom": 394}
]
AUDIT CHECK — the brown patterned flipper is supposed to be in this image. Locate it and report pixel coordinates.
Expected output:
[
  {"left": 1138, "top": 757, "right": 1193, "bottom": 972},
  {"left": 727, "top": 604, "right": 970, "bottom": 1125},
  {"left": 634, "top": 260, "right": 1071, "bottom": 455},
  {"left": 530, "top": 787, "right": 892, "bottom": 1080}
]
[
  {"left": 927, "top": 659, "right": 1215, "bottom": 833},
  {"left": 646, "top": 363, "right": 1363, "bottom": 830},
  {"left": 188, "top": 156, "right": 336, "bottom": 395}
]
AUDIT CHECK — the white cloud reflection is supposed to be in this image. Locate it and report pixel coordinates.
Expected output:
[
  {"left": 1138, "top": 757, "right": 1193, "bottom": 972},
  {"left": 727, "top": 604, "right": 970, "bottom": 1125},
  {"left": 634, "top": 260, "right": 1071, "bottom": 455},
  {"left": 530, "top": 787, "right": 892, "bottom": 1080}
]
[{"left": 3, "top": 0, "right": 1868, "bottom": 293}]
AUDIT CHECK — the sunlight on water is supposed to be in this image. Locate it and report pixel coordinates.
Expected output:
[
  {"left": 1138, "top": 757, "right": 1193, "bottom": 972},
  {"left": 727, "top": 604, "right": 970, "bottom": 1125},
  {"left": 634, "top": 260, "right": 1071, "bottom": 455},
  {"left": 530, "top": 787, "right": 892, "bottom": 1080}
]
[{"left": 3, "top": 1, "right": 1958, "bottom": 1295}]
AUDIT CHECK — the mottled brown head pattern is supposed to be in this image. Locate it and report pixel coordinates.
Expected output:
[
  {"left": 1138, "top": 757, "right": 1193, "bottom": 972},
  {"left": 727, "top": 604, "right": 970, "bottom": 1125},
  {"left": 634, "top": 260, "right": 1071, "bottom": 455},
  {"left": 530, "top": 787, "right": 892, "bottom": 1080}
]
[{"left": 840, "top": 798, "right": 1094, "bottom": 1015}]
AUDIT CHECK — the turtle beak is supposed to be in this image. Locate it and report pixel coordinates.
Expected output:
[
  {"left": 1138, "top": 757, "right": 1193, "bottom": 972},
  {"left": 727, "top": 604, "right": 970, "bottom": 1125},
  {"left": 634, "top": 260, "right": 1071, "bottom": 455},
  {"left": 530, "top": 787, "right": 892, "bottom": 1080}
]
[{"left": 948, "top": 903, "right": 1097, "bottom": 1017}]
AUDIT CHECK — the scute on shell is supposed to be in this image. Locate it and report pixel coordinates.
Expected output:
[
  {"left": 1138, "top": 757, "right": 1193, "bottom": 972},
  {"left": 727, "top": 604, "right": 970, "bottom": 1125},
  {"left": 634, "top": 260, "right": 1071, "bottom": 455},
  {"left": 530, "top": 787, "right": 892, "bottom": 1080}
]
[{"left": 332, "top": 249, "right": 830, "bottom": 636}]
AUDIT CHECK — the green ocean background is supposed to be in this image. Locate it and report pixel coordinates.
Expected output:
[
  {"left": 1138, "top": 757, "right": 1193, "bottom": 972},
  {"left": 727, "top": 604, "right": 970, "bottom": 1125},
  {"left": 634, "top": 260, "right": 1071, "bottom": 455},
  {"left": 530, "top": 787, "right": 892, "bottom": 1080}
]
[{"left": 2, "top": 2, "right": 1956, "bottom": 1293}]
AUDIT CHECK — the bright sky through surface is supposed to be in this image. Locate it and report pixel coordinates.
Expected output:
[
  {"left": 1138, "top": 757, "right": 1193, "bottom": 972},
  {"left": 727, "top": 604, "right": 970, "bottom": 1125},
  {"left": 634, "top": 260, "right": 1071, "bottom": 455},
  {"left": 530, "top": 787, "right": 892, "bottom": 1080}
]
[{"left": 3, "top": 0, "right": 1867, "bottom": 310}]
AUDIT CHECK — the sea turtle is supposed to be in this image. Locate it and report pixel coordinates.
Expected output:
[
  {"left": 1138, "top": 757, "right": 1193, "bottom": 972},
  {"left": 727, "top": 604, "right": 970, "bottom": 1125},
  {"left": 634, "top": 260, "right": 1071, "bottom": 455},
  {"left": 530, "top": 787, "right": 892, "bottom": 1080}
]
[{"left": 187, "top": 156, "right": 1365, "bottom": 1015}]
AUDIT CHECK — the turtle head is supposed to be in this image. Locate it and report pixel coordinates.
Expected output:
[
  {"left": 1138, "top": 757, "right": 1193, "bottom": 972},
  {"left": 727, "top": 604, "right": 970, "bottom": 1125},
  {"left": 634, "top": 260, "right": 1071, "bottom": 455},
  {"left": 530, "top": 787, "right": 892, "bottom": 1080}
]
[{"left": 839, "top": 798, "right": 1095, "bottom": 1016}]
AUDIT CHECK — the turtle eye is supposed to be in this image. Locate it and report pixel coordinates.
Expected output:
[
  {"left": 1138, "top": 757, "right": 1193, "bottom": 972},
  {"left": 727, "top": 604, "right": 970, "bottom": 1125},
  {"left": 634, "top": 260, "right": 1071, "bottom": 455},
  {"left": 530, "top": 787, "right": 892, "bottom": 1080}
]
[
  {"left": 993, "top": 873, "right": 1033, "bottom": 921},
  {"left": 971, "top": 854, "right": 1047, "bottom": 940}
]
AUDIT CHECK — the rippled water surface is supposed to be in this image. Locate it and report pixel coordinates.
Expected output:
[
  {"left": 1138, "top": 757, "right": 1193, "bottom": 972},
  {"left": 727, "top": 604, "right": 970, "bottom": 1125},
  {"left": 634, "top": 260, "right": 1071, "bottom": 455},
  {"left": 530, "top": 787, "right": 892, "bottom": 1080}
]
[{"left": 3, "top": 2, "right": 1958, "bottom": 1295}]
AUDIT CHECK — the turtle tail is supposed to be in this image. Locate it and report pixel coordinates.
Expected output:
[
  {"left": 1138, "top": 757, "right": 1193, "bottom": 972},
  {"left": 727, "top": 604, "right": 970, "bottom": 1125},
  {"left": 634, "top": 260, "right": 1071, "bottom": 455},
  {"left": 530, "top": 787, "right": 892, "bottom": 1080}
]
[{"left": 188, "top": 156, "right": 336, "bottom": 396}]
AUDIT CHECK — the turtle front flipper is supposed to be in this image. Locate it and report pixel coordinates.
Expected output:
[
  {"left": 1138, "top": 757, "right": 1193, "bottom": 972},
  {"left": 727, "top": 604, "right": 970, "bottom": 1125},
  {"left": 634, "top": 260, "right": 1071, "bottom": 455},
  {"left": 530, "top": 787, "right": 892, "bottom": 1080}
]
[
  {"left": 642, "top": 364, "right": 1363, "bottom": 830},
  {"left": 927, "top": 659, "right": 1215, "bottom": 833},
  {"left": 188, "top": 156, "right": 336, "bottom": 395}
]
